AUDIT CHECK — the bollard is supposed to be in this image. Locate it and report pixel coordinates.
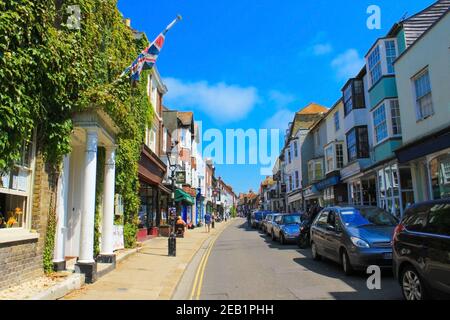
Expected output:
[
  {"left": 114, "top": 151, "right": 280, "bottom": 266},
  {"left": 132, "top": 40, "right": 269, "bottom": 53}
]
[{"left": 168, "top": 235, "right": 176, "bottom": 257}]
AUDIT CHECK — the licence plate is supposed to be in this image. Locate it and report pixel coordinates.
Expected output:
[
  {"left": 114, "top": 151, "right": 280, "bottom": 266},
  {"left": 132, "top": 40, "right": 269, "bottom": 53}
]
[{"left": 383, "top": 253, "right": 393, "bottom": 259}]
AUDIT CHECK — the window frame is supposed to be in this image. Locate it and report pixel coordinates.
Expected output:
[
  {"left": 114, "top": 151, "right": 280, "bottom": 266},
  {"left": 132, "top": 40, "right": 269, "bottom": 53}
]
[
  {"left": 368, "top": 45, "right": 382, "bottom": 86},
  {"left": 373, "top": 103, "right": 388, "bottom": 144},
  {"left": 412, "top": 68, "right": 434, "bottom": 121},
  {"left": 0, "top": 135, "right": 36, "bottom": 233},
  {"left": 346, "top": 126, "right": 369, "bottom": 162}
]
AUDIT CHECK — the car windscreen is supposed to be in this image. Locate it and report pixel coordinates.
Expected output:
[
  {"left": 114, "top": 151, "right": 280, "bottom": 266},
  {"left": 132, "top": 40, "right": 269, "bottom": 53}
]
[
  {"left": 340, "top": 207, "right": 398, "bottom": 228},
  {"left": 283, "top": 215, "right": 301, "bottom": 225}
]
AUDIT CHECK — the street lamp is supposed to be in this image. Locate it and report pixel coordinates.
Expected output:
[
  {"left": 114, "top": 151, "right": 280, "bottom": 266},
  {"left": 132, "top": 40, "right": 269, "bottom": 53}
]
[{"left": 167, "top": 141, "right": 179, "bottom": 257}]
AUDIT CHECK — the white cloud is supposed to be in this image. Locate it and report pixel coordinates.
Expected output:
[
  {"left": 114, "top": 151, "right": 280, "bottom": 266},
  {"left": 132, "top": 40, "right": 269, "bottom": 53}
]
[
  {"left": 263, "top": 109, "right": 295, "bottom": 132},
  {"left": 163, "top": 78, "right": 259, "bottom": 124},
  {"left": 331, "top": 49, "right": 366, "bottom": 79},
  {"left": 269, "top": 90, "right": 296, "bottom": 109},
  {"left": 312, "top": 43, "right": 333, "bottom": 56}
]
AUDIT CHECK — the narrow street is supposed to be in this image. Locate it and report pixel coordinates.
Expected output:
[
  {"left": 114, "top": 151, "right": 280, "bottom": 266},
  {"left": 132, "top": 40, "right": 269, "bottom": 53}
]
[{"left": 175, "top": 218, "right": 402, "bottom": 300}]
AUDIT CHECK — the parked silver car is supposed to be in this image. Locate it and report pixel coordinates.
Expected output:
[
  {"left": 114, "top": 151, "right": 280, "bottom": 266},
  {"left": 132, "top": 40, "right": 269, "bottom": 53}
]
[{"left": 263, "top": 213, "right": 282, "bottom": 235}]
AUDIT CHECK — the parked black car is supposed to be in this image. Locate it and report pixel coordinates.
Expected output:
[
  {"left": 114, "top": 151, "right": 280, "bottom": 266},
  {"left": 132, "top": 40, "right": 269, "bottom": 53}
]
[
  {"left": 393, "top": 200, "right": 450, "bottom": 300},
  {"left": 310, "top": 206, "right": 398, "bottom": 275}
]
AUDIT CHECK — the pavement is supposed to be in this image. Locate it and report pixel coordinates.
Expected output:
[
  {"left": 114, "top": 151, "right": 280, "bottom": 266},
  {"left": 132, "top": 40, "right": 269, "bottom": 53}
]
[
  {"left": 173, "top": 218, "right": 403, "bottom": 300},
  {"left": 62, "top": 220, "right": 231, "bottom": 300}
]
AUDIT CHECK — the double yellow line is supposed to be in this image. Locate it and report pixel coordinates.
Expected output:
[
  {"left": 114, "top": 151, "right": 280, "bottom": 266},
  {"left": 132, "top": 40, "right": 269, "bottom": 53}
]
[{"left": 189, "top": 227, "right": 225, "bottom": 300}]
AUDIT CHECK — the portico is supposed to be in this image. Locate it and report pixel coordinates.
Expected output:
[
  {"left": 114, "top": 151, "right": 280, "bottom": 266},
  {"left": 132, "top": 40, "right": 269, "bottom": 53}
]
[{"left": 53, "top": 109, "right": 120, "bottom": 283}]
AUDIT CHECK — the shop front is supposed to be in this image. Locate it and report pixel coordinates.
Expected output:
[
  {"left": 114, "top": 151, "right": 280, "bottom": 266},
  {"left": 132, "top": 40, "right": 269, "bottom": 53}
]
[
  {"left": 303, "top": 185, "right": 322, "bottom": 210},
  {"left": 314, "top": 172, "right": 348, "bottom": 207},
  {"left": 368, "top": 160, "right": 415, "bottom": 218},
  {"left": 287, "top": 190, "right": 302, "bottom": 213},
  {"left": 396, "top": 127, "right": 450, "bottom": 203},
  {"left": 196, "top": 188, "right": 205, "bottom": 225},
  {"left": 137, "top": 144, "right": 169, "bottom": 241},
  {"left": 175, "top": 188, "right": 195, "bottom": 224}
]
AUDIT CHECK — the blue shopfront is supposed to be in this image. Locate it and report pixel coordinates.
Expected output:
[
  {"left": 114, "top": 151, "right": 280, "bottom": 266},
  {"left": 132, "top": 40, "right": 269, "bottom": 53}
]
[{"left": 314, "top": 172, "right": 348, "bottom": 206}]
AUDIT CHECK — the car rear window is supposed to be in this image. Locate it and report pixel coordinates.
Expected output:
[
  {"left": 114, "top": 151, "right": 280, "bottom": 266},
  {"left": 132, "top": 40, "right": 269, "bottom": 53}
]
[{"left": 425, "top": 204, "right": 450, "bottom": 236}]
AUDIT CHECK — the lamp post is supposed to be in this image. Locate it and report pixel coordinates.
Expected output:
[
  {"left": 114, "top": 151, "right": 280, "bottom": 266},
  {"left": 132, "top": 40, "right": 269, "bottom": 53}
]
[{"left": 167, "top": 141, "right": 179, "bottom": 257}]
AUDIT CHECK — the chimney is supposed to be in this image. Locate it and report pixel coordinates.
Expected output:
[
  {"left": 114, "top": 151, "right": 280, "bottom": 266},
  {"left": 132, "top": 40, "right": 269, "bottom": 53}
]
[{"left": 124, "top": 18, "right": 131, "bottom": 27}]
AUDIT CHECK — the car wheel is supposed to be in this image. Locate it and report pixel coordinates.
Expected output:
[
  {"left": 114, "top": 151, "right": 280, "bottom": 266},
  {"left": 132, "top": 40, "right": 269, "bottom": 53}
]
[
  {"left": 341, "top": 250, "right": 353, "bottom": 276},
  {"left": 280, "top": 233, "right": 285, "bottom": 245},
  {"left": 311, "top": 242, "right": 321, "bottom": 261},
  {"left": 401, "top": 265, "right": 428, "bottom": 301}
]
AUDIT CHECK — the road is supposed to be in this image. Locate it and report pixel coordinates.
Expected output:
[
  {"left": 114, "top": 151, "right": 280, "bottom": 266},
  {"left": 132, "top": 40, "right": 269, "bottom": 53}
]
[{"left": 174, "top": 218, "right": 403, "bottom": 300}]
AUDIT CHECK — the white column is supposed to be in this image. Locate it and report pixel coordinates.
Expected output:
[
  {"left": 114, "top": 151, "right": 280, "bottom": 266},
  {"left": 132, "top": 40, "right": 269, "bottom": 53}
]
[
  {"left": 100, "top": 146, "right": 116, "bottom": 256},
  {"left": 53, "top": 155, "right": 70, "bottom": 264},
  {"left": 78, "top": 129, "right": 98, "bottom": 264}
]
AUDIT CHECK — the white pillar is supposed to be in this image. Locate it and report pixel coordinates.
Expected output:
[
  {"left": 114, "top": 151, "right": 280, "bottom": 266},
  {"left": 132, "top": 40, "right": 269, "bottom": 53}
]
[
  {"left": 78, "top": 129, "right": 98, "bottom": 264},
  {"left": 100, "top": 146, "right": 116, "bottom": 256},
  {"left": 53, "top": 155, "right": 70, "bottom": 266}
]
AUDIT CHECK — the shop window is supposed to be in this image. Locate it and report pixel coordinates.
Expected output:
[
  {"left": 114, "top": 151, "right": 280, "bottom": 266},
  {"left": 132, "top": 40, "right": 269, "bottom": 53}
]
[{"left": 430, "top": 153, "right": 450, "bottom": 200}]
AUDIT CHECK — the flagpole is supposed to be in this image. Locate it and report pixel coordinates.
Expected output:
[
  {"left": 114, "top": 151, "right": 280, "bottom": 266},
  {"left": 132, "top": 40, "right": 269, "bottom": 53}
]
[
  {"left": 163, "top": 15, "right": 183, "bottom": 35},
  {"left": 115, "top": 14, "right": 182, "bottom": 83}
]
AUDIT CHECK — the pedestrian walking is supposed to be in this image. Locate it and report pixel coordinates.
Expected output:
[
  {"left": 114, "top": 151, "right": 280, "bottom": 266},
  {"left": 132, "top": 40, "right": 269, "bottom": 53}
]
[
  {"left": 204, "top": 212, "right": 212, "bottom": 233},
  {"left": 211, "top": 212, "right": 216, "bottom": 229}
]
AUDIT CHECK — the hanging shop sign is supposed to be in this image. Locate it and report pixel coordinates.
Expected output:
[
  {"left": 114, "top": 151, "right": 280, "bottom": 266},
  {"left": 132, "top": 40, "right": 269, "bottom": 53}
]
[{"left": 176, "top": 171, "right": 186, "bottom": 184}]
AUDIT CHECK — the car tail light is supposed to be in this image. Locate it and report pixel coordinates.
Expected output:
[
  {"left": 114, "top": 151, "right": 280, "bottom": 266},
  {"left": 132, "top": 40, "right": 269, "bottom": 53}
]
[{"left": 393, "top": 223, "right": 405, "bottom": 243}]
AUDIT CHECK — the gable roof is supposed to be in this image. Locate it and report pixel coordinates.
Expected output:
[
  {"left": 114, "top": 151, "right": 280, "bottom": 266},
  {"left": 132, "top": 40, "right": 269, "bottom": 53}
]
[
  {"left": 284, "top": 103, "right": 328, "bottom": 148},
  {"left": 388, "top": 0, "right": 450, "bottom": 47},
  {"left": 402, "top": 0, "right": 450, "bottom": 47}
]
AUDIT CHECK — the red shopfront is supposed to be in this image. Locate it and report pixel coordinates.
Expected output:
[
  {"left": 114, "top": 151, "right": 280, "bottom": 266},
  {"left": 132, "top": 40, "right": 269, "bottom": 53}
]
[{"left": 137, "top": 144, "right": 170, "bottom": 241}]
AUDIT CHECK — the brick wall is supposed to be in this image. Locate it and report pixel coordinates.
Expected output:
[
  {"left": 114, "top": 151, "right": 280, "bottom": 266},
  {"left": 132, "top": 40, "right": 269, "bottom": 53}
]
[{"left": 0, "top": 150, "right": 54, "bottom": 291}]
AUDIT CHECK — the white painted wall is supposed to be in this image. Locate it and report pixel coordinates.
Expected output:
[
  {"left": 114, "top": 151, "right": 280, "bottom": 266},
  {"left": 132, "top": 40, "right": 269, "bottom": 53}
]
[{"left": 394, "top": 13, "right": 450, "bottom": 145}]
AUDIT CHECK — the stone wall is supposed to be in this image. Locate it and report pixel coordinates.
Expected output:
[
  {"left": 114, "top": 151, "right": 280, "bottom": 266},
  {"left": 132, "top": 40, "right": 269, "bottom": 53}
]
[{"left": 0, "top": 151, "right": 54, "bottom": 290}]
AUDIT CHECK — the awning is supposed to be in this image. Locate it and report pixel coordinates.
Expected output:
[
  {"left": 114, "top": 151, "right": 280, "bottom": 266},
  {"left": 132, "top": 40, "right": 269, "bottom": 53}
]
[
  {"left": 395, "top": 127, "right": 450, "bottom": 164},
  {"left": 175, "top": 189, "right": 195, "bottom": 205}
]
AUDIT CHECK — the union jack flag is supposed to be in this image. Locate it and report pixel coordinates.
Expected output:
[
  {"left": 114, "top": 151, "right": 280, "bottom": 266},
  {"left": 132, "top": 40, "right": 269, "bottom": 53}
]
[{"left": 121, "top": 16, "right": 181, "bottom": 82}]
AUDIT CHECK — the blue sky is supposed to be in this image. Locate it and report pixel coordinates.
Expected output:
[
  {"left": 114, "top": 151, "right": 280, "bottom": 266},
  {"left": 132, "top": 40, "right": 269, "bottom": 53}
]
[{"left": 118, "top": 0, "right": 435, "bottom": 194}]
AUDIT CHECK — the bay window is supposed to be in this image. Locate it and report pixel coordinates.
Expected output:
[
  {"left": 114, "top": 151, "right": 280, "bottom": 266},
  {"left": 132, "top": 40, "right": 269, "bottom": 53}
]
[
  {"left": 385, "top": 40, "right": 397, "bottom": 74},
  {"left": 373, "top": 104, "right": 388, "bottom": 143},
  {"left": 390, "top": 100, "right": 402, "bottom": 136},
  {"left": 368, "top": 45, "right": 382, "bottom": 85},
  {"left": 308, "top": 159, "right": 324, "bottom": 182},
  {"left": 346, "top": 126, "right": 369, "bottom": 162},
  {"left": 324, "top": 143, "right": 345, "bottom": 174},
  {"left": 343, "top": 79, "right": 366, "bottom": 116}
]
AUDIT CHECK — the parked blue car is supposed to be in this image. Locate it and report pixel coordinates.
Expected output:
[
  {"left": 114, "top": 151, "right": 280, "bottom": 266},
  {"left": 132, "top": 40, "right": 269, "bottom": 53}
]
[
  {"left": 310, "top": 206, "right": 398, "bottom": 275},
  {"left": 271, "top": 214, "right": 303, "bottom": 245},
  {"left": 251, "top": 211, "right": 268, "bottom": 229}
]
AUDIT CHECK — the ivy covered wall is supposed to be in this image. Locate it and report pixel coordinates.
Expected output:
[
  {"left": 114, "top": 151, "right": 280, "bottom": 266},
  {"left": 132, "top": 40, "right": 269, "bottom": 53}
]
[{"left": 0, "top": 0, "right": 155, "bottom": 269}]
